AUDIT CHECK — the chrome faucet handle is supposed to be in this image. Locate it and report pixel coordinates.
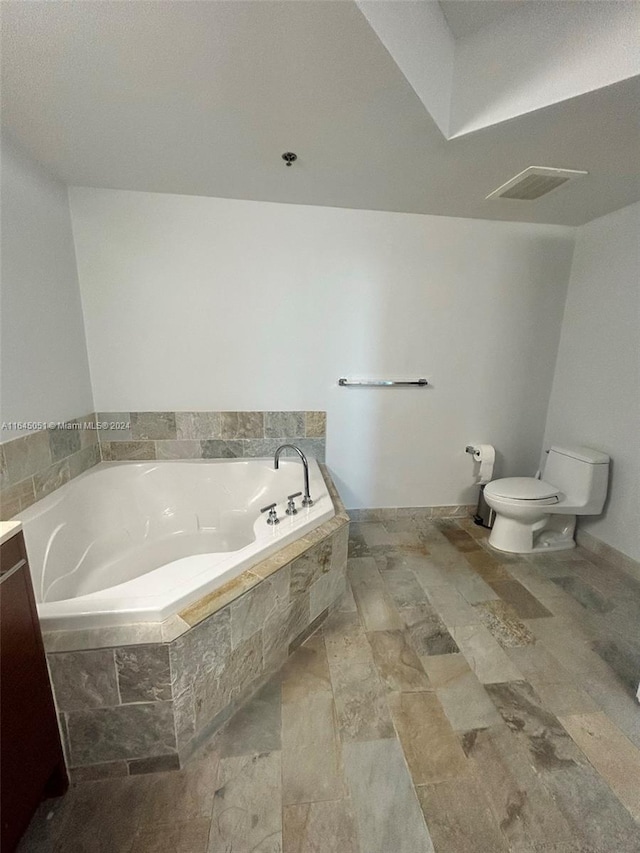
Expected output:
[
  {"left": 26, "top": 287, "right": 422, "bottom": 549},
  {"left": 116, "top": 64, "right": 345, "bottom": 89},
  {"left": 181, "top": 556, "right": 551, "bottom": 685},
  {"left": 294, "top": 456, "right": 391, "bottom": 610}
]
[
  {"left": 302, "top": 493, "right": 314, "bottom": 507},
  {"left": 260, "top": 502, "right": 280, "bottom": 525},
  {"left": 286, "top": 492, "right": 302, "bottom": 515}
]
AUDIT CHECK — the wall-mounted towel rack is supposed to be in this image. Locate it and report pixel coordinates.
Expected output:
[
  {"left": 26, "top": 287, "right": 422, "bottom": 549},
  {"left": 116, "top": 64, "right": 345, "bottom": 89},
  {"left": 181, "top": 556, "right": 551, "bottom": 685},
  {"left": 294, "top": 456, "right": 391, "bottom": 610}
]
[{"left": 338, "top": 378, "right": 429, "bottom": 387}]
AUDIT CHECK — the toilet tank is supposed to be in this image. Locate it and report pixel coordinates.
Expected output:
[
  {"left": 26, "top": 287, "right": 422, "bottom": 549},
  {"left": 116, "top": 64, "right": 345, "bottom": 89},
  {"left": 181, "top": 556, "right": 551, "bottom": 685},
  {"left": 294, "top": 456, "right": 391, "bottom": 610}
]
[{"left": 542, "top": 445, "right": 609, "bottom": 512}]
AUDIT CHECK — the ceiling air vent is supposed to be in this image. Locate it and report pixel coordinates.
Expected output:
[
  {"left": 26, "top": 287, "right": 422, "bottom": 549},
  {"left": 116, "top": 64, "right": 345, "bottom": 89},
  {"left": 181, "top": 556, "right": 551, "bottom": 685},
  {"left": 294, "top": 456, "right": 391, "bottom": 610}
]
[{"left": 486, "top": 166, "right": 588, "bottom": 201}]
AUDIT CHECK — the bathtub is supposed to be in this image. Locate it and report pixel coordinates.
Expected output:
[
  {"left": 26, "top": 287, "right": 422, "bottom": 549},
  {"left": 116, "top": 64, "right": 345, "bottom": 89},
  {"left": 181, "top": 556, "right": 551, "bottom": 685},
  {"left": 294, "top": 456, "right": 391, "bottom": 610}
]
[{"left": 19, "top": 458, "right": 334, "bottom": 632}]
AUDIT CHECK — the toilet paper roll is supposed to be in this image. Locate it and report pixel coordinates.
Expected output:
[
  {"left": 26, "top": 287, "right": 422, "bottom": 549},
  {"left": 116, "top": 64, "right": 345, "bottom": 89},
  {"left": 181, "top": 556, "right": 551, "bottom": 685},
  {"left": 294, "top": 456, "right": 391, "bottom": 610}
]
[{"left": 473, "top": 444, "right": 495, "bottom": 484}]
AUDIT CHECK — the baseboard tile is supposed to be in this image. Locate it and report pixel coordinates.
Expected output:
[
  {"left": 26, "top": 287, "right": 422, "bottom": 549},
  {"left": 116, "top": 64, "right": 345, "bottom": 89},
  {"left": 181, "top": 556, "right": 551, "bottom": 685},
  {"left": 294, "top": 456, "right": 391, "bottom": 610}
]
[
  {"left": 347, "top": 505, "right": 475, "bottom": 522},
  {"left": 576, "top": 528, "right": 640, "bottom": 583}
]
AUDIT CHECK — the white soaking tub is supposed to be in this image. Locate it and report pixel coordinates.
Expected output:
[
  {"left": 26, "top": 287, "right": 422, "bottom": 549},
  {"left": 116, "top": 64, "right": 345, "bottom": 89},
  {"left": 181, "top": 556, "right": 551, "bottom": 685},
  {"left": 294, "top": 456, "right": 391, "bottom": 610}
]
[{"left": 18, "top": 458, "right": 334, "bottom": 632}]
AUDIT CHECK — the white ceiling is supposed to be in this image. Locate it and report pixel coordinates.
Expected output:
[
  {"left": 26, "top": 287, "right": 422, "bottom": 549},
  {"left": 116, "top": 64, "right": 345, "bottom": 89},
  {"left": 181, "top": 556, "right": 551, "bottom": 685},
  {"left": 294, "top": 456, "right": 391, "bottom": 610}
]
[
  {"left": 2, "top": 0, "right": 639, "bottom": 226},
  {"left": 439, "top": 0, "right": 526, "bottom": 39}
]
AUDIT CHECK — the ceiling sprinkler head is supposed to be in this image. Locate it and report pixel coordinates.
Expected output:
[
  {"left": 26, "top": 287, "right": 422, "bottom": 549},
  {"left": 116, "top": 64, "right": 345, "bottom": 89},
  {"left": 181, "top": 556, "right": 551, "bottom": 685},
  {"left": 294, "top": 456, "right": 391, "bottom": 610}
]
[{"left": 281, "top": 152, "right": 297, "bottom": 167}]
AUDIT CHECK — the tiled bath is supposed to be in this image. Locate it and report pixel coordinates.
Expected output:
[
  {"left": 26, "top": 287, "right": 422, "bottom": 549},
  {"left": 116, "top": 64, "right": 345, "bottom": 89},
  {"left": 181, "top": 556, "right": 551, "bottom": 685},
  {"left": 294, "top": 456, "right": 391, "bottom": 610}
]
[
  {"left": 0, "top": 410, "right": 327, "bottom": 520},
  {"left": 45, "top": 467, "right": 349, "bottom": 779}
]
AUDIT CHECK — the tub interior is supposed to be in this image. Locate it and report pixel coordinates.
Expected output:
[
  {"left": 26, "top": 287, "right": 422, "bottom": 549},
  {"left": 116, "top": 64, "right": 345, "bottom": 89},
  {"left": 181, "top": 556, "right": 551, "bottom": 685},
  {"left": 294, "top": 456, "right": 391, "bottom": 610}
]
[{"left": 21, "top": 459, "right": 323, "bottom": 606}]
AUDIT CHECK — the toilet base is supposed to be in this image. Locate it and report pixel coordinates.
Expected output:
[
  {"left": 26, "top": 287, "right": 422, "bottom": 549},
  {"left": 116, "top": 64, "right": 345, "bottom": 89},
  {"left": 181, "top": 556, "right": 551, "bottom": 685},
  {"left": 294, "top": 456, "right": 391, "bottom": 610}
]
[{"left": 488, "top": 513, "right": 577, "bottom": 555}]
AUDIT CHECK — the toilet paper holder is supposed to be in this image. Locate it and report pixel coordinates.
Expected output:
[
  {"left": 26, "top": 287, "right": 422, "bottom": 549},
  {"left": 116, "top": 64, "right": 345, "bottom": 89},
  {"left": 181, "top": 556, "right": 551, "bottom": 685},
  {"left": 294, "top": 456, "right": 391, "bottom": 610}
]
[{"left": 465, "top": 446, "right": 478, "bottom": 455}]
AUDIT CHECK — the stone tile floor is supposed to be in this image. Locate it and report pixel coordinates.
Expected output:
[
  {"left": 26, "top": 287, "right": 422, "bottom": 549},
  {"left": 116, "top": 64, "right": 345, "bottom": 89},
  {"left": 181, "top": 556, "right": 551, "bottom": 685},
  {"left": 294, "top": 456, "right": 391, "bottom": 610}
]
[{"left": 19, "top": 518, "right": 640, "bottom": 852}]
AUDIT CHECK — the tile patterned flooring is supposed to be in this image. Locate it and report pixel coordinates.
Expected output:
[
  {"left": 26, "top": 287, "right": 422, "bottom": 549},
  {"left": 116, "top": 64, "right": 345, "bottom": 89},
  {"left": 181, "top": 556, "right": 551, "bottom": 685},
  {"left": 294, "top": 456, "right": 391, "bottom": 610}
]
[{"left": 19, "top": 518, "right": 640, "bottom": 852}]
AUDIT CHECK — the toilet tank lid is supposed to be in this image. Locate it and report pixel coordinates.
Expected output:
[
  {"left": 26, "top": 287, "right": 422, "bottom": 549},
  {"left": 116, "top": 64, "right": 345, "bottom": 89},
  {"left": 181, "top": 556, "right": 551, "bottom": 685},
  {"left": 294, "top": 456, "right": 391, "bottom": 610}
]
[{"left": 549, "top": 445, "right": 609, "bottom": 464}]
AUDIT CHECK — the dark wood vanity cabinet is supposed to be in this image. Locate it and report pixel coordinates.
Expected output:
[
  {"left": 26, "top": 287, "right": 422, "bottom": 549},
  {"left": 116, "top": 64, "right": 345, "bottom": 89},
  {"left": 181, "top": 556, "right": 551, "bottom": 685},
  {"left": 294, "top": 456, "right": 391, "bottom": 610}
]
[{"left": 1, "top": 529, "right": 68, "bottom": 852}]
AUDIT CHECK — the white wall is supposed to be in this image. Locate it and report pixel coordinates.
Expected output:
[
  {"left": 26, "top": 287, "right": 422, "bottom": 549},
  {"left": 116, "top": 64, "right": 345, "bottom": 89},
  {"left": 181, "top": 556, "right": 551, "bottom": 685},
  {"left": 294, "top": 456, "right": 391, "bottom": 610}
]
[
  {"left": 0, "top": 140, "right": 94, "bottom": 438},
  {"left": 544, "top": 202, "right": 640, "bottom": 562},
  {"left": 69, "top": 187, "right": 574, "bottom": 508}
]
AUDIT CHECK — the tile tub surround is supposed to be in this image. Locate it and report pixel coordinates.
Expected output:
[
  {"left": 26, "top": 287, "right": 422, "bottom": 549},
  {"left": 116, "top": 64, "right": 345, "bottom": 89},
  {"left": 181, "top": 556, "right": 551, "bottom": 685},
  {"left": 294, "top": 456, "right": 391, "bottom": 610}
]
[
  {"left": 0, "top": 414, "right": 101, "bottom": 519},
  {"left": 98, "top": 410, "right": 326, "bottom": 462},
  {"left": 45, "top": 466, "right": 349, "bottom": 777}
]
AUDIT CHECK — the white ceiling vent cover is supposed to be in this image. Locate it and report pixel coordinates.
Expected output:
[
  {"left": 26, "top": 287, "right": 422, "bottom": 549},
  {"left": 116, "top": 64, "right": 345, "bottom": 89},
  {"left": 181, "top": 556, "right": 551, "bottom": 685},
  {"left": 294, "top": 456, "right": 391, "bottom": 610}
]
[{"left": 486, "top": 166, "right": 588, "bottom": 201}]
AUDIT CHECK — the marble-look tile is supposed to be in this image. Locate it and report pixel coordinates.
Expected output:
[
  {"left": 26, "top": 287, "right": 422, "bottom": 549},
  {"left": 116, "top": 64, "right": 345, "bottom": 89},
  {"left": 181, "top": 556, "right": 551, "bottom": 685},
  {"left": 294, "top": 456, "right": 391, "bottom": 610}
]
[
  {"left": 175, "top": 411, "right": 221, "bottom": 440},
  {"left": 179, "top": 571, "right": 260, "bottom": 627},
  {"left": 3, "top": 430, "right": 51, "bottom": 484},
  {"left": 115, "top": 644, "right": 172, "bottom": 703},
  {"left": 132, "top": 819, "right": 211, "bottom": 853},
  {"left": 33, "top": 459, "right": 70, "bottom": 500},
  {"left": 174, "top": 687, "right": 196, "bottom": 750},
  {"left": 277, "top": 633, "right": 332, "bottom": 700},
  {"left": 48, "top": 649, "right": 119, "bottom": 711},
  {"left": 505, "top": 645, "right": 599, "bottom": 716},
  {"left": 489, "top": 579, "right": 553, "bottom": 619},
  {"left": 48, "top": 425, "right": 81, "bottom": 462},
  {"left": 50, "top": 776, "right": 152, "bottom": 853},
  {"left": 591, "top": 636, "right": 640, "bottom": 695},
  {"left": 282, "top": 688, "right": 344, "bottom": 804},
  {"left": 464, "top": 549, "right": 512, "bottom": 581},
  {"left": 309, "top": 569, "right": 346, "bottom": 621},
  {"left": 461, "top": 724, "right": 575, "bottom": 849},
  {"left": 139, "top": 752, "right": 220, "bottom": 827},
  {"left": 290, "top": 539, "right": 332, "bottom": 595},
  {"left": 230, "top": 570, "right": 289, "bottom": 648},
  {"left": 450, "top": 568, "right": 501, "bottom": 606},
  {"left": 68, "top": 444, "right": 101, "bottom": 479},
  {"left": 436, "top": 669, "right": 502, "bottom": 732},
  {"left": 342, "top": 738, "right": 435, "bottom": 853},
  {"left": 421, "top": 652, "right": 471, "bottom": 688},
  {"left": 265, "top": 411, "right": 305, "bottom": 438},
  {"left": 200, "top": 439, "right": 244, "bottom": 458},
  {"left": 224, "top": 628, "right": 264, "bottom": 700},
  {"left": 558, "top": 711, "right": 640, "bottom": 820},
  {"left": 416, "top": 775, "right": 510, "bottom": 853},
  {"left": 66, "top": 701, "right": 176, "bottom": 765},
  {"left": 348, "top": 558, "right": 403, "bottom": 631},
  {"left": 389, "top": 691, "right": 468, "bottom": 784},
  {"left": 219, "top": 411, "right": 264, "bottom": 439},
  {"left": 262, "top": 593, "right": 310, "bottom": 670},
  {"left": 475, "top": 599, "right": 536, "bottom": 648},
  {"left": 485, "top": 681, "right": 584, "bottom": 772},
  {"left": 170, "top": 606, "right": 231, "bottom": 698},
  {"left": 402, "top": 604, "right": 459, "bottom": 656},
  {"left": 155, "top": 440, "right": 203, "bottom": 459},
  {"left": 209, "top": 751, "right": 282, "bottom": 853},
  {"left": 358, "top": 522, "right": 395, "bottom": 548},
  {"left": 217, "top": 682, "right": 282, "bottom": 758},
  {"left": 0, "top": 476, "right": 36, "bottom": 518},
  {"left": 283, "top": 799, "right": 359, "bottom": 853},
  {"left": 324, "top": 610, "right": 394, "bottom": 742},
  {"left": 305, "top": 411, "right": 326, "bottom": 438},
  {"left": 380, "top": 565, "right": 430, "bottom": 609},
  {"left": 440, "top": 526, "right": 483, "bottom": 553},
  {"left": 423, "top": 584, "right": 482, "bottom": 627},
  {"left": 539, "top": 763, "right": 640, "bottom": 853},
  {"left": 367, "top": 629, "right": 432, "bottom": 692},
  {"left": 550, "top": 575, "right": 614, "bottom": 613},
  {"left": 130, "top": 411, "right": 177, "bottom": 441},
  {"left": 104, "top": 440, "right": 156, "bottom": 461},
  {"left": 449, "top": 624, "right": 522, "bottom": 684}
]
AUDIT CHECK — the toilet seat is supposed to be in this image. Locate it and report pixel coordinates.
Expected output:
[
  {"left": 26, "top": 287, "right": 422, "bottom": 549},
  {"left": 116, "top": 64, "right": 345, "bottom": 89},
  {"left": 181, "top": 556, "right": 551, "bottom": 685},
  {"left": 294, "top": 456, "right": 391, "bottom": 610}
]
[{"left": 485, "top": 477, "right": 560, "bottom": 505}]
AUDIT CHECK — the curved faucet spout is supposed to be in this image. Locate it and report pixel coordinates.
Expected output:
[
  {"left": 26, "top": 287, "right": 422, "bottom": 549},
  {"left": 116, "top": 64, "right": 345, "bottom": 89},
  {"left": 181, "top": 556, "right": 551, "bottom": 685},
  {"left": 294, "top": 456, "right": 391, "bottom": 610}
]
[{"left": 274, "top": 444, "right": 313, "bottom": 507}]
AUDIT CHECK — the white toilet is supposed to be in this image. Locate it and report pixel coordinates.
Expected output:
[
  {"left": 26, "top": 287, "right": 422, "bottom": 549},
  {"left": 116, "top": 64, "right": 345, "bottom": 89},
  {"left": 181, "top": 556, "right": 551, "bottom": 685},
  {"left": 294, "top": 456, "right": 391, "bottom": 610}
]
[{"left": 483, "top": 445, "right": 609, "bottom": 554}]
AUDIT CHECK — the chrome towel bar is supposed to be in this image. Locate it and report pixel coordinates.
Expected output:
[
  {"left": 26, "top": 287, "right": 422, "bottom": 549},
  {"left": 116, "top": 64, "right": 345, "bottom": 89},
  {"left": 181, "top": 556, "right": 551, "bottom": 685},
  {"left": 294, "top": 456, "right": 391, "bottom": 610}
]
[{"left": 338, "top": 378, "right": 429, "bottom": 387}]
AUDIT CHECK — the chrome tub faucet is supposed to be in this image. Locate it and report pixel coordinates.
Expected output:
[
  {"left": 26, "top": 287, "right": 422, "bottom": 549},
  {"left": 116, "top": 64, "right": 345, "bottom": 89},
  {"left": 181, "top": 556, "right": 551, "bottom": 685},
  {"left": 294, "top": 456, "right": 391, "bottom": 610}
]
[{"left": 274, "top": 444, "right": 313, "bottom": 507}]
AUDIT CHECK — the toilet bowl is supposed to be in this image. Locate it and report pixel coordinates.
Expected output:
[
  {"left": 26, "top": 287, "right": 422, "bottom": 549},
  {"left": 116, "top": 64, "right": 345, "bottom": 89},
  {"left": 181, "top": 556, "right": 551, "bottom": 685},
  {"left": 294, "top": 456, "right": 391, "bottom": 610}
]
[{"left": 483, "top": 445, "right": 609, "bottom": 554}]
